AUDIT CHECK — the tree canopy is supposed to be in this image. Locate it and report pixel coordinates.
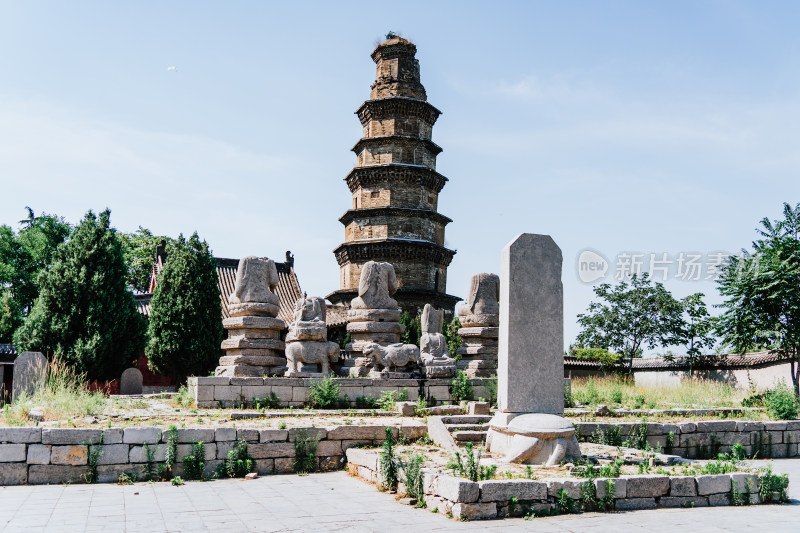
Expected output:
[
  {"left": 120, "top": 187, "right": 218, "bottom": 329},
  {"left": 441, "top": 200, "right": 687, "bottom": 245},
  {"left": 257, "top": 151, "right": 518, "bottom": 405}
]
[
  {"left": 120, "top": 227, "right": 175, "bottom": 293},
  {"left": 13, "top": 209, "right": 145, "bottom": 381},
  {"left": 716, "top": 202, "right": 800, "bottom": 395},
  {"left": 145, "top": 233, "right": 222, "bottom": 381}
]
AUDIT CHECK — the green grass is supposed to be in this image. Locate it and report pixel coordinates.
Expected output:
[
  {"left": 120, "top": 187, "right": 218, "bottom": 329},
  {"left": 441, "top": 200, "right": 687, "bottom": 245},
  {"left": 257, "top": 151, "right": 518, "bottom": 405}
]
[
  {"left": 3, "top": 357, "right": 107, "bottom": 425},
  {"left": 570, "top": 376, "right": 744, "bottom": 409}
]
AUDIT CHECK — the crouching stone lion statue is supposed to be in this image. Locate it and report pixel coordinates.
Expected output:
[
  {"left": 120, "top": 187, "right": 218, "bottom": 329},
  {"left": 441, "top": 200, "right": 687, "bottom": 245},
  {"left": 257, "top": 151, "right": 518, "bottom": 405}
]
[
  {"left": 362, "top": 342, "right": 420, "bottom": 373},
  {"left": 285, "top": 341, "right": 340, "bottom": 375}
]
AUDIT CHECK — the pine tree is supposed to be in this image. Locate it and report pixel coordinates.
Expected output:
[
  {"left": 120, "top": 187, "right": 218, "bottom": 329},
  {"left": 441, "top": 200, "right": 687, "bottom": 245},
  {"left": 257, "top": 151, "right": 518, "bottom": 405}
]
[
  {"left": 14, "top": 209, "right": 145, "bottom": 381},
  {"left": 0, "top": 289, "right": 22, "bottom": 344},
  {"left": 146, "top": 233, "right": 222, "bottom": 381}
]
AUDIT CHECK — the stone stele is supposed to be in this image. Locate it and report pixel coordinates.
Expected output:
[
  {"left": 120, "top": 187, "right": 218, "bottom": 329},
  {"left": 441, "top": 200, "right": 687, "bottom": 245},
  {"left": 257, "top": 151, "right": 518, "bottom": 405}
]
[
  {"left": 486, "top": 234, "right": 580, "bottom": 466},
  {"left": 12, "top": 351, "right": 47, "bottom": 402},
  {"left": 119, "top": 367, "right": 143, "bottom": 395}
]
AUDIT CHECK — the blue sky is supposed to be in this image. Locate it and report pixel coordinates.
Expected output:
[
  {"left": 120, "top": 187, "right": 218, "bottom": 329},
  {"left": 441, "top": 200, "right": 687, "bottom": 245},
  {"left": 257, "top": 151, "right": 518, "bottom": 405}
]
[{"left": 1, "top": 1, "right": 799, "bottom": 351}]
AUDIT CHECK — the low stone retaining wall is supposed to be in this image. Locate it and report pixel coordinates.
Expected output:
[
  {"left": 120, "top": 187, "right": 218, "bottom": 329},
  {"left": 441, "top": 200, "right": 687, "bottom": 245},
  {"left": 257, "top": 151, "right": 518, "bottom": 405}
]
[
  {"left": 0, "top": 423, "right": 426, "bottom": 486},
  {"left": 189, "top": 376, "right": 491, "bottom": 409},
  {"left": 574, "top": 420, "right": 800, "bottom": 458},
  {"left": 346, "top": 448, "right": 765, "bottom": 520}
]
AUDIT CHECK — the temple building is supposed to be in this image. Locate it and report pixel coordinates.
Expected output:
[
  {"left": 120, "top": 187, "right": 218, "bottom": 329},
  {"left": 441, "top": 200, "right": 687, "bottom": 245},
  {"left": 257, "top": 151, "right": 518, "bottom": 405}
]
[{"left": 327, "top": 36, "right": 460, "bottom": 313}]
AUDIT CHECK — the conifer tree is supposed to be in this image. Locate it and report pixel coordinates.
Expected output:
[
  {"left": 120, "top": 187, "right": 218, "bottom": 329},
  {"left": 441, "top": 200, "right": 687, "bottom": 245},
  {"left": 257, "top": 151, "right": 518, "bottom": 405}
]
[
  {"left": 146, "top": 233, "right": 222, "bottom": 381},
  {"left": 14, "top": 209, "right": 145, "bottom": 381}
]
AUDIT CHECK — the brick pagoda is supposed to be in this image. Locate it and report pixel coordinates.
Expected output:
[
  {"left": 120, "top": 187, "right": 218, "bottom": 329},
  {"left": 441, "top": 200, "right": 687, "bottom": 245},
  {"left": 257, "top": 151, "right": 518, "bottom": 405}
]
[{"left": 327, "top": 36, "right": 459, "bottom": 313}]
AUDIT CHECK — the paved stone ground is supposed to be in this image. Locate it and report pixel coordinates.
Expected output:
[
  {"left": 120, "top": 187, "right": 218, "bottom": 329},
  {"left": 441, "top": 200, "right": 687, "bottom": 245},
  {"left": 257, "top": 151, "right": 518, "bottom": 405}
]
[{"left": 0, "top": 459, "right": 798, "bottom": 532}]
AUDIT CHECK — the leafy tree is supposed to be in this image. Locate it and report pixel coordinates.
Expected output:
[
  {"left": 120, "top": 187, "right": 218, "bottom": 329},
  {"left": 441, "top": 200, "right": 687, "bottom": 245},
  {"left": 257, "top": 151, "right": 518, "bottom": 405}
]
[
  {"left": 444, "top": 315, "right": 463, "bottom": 357},
  {"left": 0, "top": 289, "right": 22, "bottom": 343},
  {"left": 576, "top": 274, "right": 685, "bottom": 373},
  {"left": 120, "top": 227, "right": 175, "bottom": 293},
  {"left": 14, "top": 209, "right": 145, "bottom": 381},
  {"left": 676, "top": 293, "right": 716, "bottom": 374},
  {"left": 716, "top": 202, "right": 800, "bottom": 396},
  {"left": 0, "top": 208, "right": 71, "bottom": 317},
  {"left": 399, "top": 310, "right": 421, "bottom": 346},
  {"left": 146, "top": 233, "right": 222, "bottom": 381},
  {"left": 568, "top": 346, "right": 623, "bottom": 370}
]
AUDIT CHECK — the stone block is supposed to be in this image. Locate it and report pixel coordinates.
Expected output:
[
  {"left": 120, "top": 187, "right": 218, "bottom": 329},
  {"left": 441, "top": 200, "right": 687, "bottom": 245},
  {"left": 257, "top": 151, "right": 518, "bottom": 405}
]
[
  {"left": 764, "top": 421, "right": 788, "bottom": 431},
  {"left": 260, "top": 429, "right": 289, "bottom": 442},
  {"left": 194, "top": 376, "right": 231, "bottom": 386},
  {"left": 341, "top": 439, "right": 374, "bottom": 451},
  {"left": 345, "top": 448, "right": 378, "bottom": 471},
  {"left": 27, "top": 444, "right": 51, "bottom": 464},
  {"left": 28, "top": 465, "right": 86, "bottom": 484},
  {"left": 247, "top": 442, "right": 295, "bottom": 459},
  {"left": 241, "top": 386, "right": 269, "bottom": 399},
  {"left": 717, "top": 432, "right": 750, "bottom": 446},
  {"left": 676, "top": 422, "right": 696, "bottom": 434},
  {"left": 271, "top": 386, "right": 293, "bottom": 402},
  {"left": 123, "top": 427, "right": 162, "bottom": 445},
  {"left": 595, "top": 477, "right": 626, "bottom": 499},
  {"left": 396, "top": 401, "right": 416, "bottom": 416},
  {"left": 736, "top": 421, "right": 764, "bottom": 432},
  {"left": 216, "top": 440, "right": 237, "bottom": 459},
  {"left": 546, "top": 478, "right": 583, "bottom": 499},
  {"left": 214, "top": 386, "right": 242, "bottom": 401},
  {"left": 102, "top": 428, "right": 123, "bottom": 444},
  {"left": 327, "top": 425, "right": 392, "bottom": 441},
  {"left": 97, "top": 464, "right": 139, "bottom": 484},
  {"left": 697, "top": 474, "right": 732, "bottom": 495},
  {"left": 215, "top": 427, "right": 237, "bottom": 441},
  {"left": 236, "top": 428, "right": 260, "bottom": 442},
  {"left": 316, "top": 440, "right": 343, "bottom": 457},
  {"left": 288, "top": 427, "right": 328, "bottom": 442},
  {"left": 176, "top": 443, "right": 216, "bottom": 462},
  {"left": 274, "top": 457, "right": 294, "bottom": 474},
  {"left": 0, "top": 443, "right": 27, "bottom": 462},
  {"left": 129, "top": 444, "right": 166, "bottom": 463},
  {"left": 468, "top": 402, "right": 490, "bottom": 415},
  {"left": 94, "top": 444, "right": 130, "bottom": 465},
  {"left": 254, "top": 458, "right": 275, "bottom": 474},
  {"left": 436, "top": 474, "right": 479, "bottom": 503},
  {"left": 708, "top": 493, "right": 731, "bottom": 506},
  {"left": 398, "top": 424, "right": 427, "bottom": 441},
  {"left": 623, "top": 475, "right": 670, "bottom": 498},
  {"left": 176, "top": 428, "right": 215, "bottom": 444},
  {"left": 451, "top": 502, "right": 497, "bottom": 520},
  {"left": 119, "top": 367, "right": 143, "bottom": 395},
  {"left": 696, "top": 420, "right": 737, "bottom": 433},
  {"left": 292, "top": 387, "right": 308, "bottom": 403},
  {"left": 12, "top": 351, "right": 47, "bottom": 401},
  {"left": 615, "top": 498, "right": 656, "bottom": 510},
  {"left": 479, "top": 480, "right": 547, "bottom": 502},
  {"left": 42, "top": 428, "right": 102, "bottom": 445},
  {"left": 730, "top": 473, "right": 759, "bottom": 494},
  {"left": 0, "top": 427, "right": 41, "bottom": 443},
  {"left": 658, "top": 496, "right": 708, "bottom": 508},
  {"left": 50, "top": 445, "right": 88, "bottom": 465},
  {"left": 0, "top": 463, "right": 28, "bottom": 485},
  {"left": 230, "top": 377, "right": 264, "bottom": 386},
  {"left": 669, "top": 476, "right": 697, "bottom": 496},
  {"left": 195, "top": 385, "right": 214, "bottom": 402}
]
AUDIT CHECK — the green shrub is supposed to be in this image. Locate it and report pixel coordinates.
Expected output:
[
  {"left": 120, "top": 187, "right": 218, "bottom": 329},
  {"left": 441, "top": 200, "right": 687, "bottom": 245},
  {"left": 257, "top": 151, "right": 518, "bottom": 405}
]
[
  {"left": 403, "top": 453, "right": 425, "bottom": 500},
  {"left": 376, "top": 388, "right": 408, "bottom": 411},
  {"left": 399, "top": 311, "right": 422, "bottom": 346},
  {"left": 162, "top": 425, "right": 179, "bottom": 479},
  {"left": 307, "top": 376, "right": 346, "bottom": 409},
  {"left": 571, "top": 347, "right": 623, "bottom": 369},
  {"left": 444, "top": 316, "right": 462, "bottom": 358},
  {"left": 449, "top": 371, "right": 473, "bottom": 402},
  {"left": 183, "top": 441, "right": 205, "bottom": 480},
  {"left": 379, "top": 427, "right": 399, "bottom": 490},
  {"left": 225, "top": 439, "right": 253, "bottom": 478},
  {"left": 765, "top": 382, "right": 799, "bottom": 420},
  {"left": 293, "top": 429, "right": 318, "bottom": 474},
  {"left": 446, "top": 443, "right": 496, "bottom": 482},
  {"left": 354, "top": 395, "right": 378, "bottom": 409},
  {"left": 758, "top": 464, "right": 789, "bottom": 503}
]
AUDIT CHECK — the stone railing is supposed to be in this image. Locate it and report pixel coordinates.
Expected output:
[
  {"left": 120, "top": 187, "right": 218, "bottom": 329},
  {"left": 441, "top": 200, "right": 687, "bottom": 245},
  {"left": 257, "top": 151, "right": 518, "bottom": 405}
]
[
  {"left": 188, "top": 376, "right": 491, "bottom": 409},
  {"left": 346, "top": 448, "right": 769, "bottom": 520},
  {"left": 574, "top": 420, "right": 800, "bottom": 459},
  {"left": 0, "top": 423, "right": 426, "bottom": 486}
]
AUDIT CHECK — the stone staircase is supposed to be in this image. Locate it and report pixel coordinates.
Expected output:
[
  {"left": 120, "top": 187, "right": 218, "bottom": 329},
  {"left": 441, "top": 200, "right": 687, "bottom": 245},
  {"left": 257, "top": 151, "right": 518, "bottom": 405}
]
[{"left": 428, "top": 415, "right": 491, "bottom": 449}]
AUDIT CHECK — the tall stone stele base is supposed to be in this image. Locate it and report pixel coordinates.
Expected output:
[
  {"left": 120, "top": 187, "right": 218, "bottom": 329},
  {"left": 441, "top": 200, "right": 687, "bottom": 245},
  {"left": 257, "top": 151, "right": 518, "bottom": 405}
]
[
  {"left": 457, "top": 273, "right": 500, "bottom": 377},
  {"left": 341, "top": 261, "right": 419, "bottom": 378},
  {"left": 216, "top": 257, "right": 287, "bottom": 377},
  {"left": 485, "top": 234, "right": 580, "bottom": 466}
]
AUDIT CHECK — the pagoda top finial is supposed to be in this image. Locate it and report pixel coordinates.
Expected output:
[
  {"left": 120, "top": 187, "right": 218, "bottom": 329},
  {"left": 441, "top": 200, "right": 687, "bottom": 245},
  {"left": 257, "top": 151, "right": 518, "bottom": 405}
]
[{"left": 369, "top": 35, "right": 425, "bottom": 100}]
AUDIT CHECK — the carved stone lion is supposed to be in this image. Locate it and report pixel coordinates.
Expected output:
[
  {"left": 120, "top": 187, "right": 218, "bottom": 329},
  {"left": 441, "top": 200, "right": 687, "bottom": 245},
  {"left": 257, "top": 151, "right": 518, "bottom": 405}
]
[
  {"left": 285, "top": 341, "right": 340, "bottom": 375},
  {"left": 362, "top": 342, "right": 420, "bottom": 372}
]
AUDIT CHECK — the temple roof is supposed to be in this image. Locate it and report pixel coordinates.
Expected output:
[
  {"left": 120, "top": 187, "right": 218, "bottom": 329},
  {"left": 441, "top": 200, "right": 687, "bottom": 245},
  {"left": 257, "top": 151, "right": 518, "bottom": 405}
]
[{"left": 137, "top": 255, "right": 303, "bottom": 325}]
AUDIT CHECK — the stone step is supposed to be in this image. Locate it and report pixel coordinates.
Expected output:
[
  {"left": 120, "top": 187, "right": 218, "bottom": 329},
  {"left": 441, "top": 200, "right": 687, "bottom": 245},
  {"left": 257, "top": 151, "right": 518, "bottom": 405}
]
[
  {"left": 440, "top": 415, "right": 492, "bottom": 425},
  {"left": 444, "top": 424, "right": 489, "bottom": 432},
  {"left": 452, "top": 431, "right": 487, "bottom": 442}
]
